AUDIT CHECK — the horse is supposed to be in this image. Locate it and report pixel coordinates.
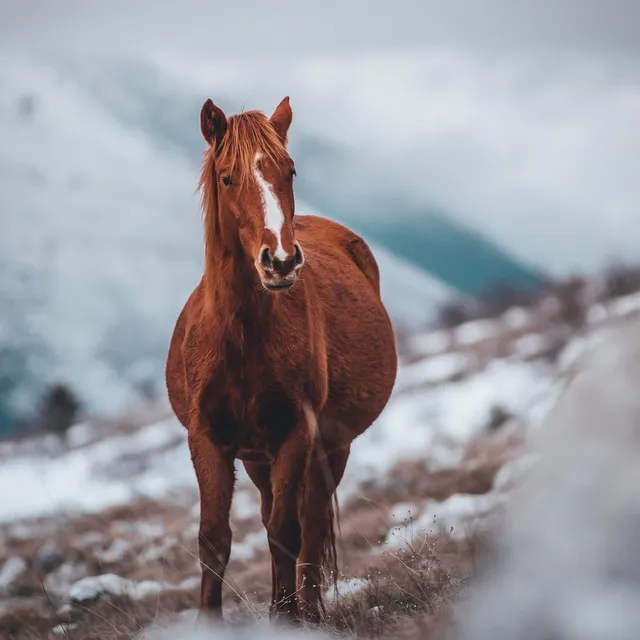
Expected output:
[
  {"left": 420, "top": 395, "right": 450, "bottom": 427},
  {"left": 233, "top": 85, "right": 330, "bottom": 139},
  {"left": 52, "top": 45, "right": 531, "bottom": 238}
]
[{"left": 165, "top": 95, "right": 397, "bottom": 624}]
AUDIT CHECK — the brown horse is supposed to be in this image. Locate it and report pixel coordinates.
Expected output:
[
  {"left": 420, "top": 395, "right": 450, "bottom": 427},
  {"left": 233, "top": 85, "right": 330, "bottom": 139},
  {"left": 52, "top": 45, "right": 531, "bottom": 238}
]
[{"left": 165, "top": 96, "right": 397, "bottom": 623}]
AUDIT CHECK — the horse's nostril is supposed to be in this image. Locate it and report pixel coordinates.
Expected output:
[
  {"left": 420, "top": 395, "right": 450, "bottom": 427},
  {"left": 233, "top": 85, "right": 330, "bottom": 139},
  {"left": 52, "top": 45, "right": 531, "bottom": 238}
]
[
  {"left": 294, "top": 242, "right": 304, "bottom": 268},
  {"left": 260, "top": 246, "right": 273, "bottom": 271}
]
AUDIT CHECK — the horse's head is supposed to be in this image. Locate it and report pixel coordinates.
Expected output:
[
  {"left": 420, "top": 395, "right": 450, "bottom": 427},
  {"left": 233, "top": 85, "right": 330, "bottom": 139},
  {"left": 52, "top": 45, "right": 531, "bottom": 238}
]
[{"left": 200, "top": 97, "right": 304, "bottom": 292}]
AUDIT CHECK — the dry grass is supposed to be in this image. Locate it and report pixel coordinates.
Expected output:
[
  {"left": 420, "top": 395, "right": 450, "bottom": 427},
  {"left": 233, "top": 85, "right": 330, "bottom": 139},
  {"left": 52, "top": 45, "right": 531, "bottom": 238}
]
[
  {"left": 1, "top": 536, "right": 472, "bottom": 640},
  {"left": 324, "top": 534, "right": 473, "bottom": 638},
  {"left": 0, "top": 424, "right": 512, "bottom": 639},
  {"left": 1, "top": 592, "right": 197, "bottom": 640}
]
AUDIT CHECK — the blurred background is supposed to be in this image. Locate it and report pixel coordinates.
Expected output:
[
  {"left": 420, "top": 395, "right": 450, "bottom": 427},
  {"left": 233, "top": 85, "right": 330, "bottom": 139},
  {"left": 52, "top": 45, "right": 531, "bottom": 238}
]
[
  {"left": 0, "top": 1, "right": 639, "bottom": 432},
  {"left": 2, "top": 3, "right": 640, "bottom": 639}
]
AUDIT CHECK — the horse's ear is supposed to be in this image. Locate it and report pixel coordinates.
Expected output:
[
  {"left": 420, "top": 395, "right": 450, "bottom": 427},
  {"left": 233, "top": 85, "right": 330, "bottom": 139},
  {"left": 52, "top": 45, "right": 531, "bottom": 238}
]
[
  {"left": 269, "top": 96, "right": 292, "bottom": 144},
  {"left": 200, "top": 99, "right": 227, "bottom": 148}
]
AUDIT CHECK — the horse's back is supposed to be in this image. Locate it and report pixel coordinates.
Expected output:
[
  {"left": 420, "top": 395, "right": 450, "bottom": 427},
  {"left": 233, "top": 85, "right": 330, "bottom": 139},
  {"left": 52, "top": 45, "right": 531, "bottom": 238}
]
[{"left": 295, "top": 215, "right": 382, "bottom": 293}]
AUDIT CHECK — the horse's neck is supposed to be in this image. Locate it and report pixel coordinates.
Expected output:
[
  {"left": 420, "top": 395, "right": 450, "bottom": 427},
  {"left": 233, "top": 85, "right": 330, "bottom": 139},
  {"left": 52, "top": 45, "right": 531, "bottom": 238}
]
[{"left": 203, "top": 244, "right": 273, "bottom": 339}]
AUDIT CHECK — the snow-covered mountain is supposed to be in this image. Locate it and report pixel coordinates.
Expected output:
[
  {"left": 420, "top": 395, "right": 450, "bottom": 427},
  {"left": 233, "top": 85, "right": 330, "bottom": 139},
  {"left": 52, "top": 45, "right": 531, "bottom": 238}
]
[
  {"left": 2, "top": 48, "right": 639, "bottom": 431},
  {"left": 0, "top": 56, "right": 451, "bottom": 430}
]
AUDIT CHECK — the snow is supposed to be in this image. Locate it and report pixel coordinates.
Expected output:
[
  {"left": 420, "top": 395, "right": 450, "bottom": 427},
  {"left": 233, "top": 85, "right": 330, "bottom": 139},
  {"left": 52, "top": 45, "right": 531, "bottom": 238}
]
[
  {"left": 607, "top": 291, "right": 640, "bottom": 317},
  {"left": 454, "top": 319, "right": 501, "bottom": 346},
  {"left": 397, "top": 352, "right": 471, "bottom": 388},
  {"left": 326, "top": 577, "right": 370, "bottom": 601},
  {"left": 502, "top": 307, "right": 535, "bottom": 330},
  {"left": 0, "top": 297, "right": 632, "bottom": 575},
  {"left": 66, "top": 421, "right": 99, "bottom": 447},
  {"left": 137, "top": 619, "right": 330, "bottom": 639},
  {"left": 407, "top": 329, "right": 452, "bottom": 357},
  {"left": 51, "top": 623, "right": 79, "bottom": 636},
  {"left": 346, "top": 356, "right": 555, "bottom": 494},
  {"left": 389, "top": 502, "right": 419, "bottom": 524},
  {"left": 0, "top": 419, "right": 191, "bottom": 522},
  {"left": 139, "top": 538, "right": 178, "bottom": 564},
  {"left": 386, "top": 493, "right": 505, "bottom": 545},
  {"left": 340, "top": 357, "right": 555, "bottom": 496},
  {"left": 44, "top": 562, "right": 90, "bottom": 597},
  {"left": 0, "top": 344, "right": 557, "bottom": 525},
  {"left": 0, "top": 556, "right": 27, "bottom": 589},
  {"left": 69, "top": 573, "right": 200, "bottom": 603},
  {"left": 95, "top": 538, "right": 132, "bottom": 564},
  {"left": 231, "top": 531, "right": 268, "bottom": 563},
  {"left": 511, "top": 333, "right": 551, "bottom": 359},
  {"left": 232, "top": 490, "right": 260, "bottom": 521}
]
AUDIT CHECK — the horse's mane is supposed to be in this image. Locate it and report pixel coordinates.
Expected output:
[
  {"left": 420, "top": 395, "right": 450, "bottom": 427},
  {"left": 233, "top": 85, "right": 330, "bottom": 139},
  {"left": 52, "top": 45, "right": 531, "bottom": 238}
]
[{"left": 199, "top": 110, "right": 289, "bottom": 218}]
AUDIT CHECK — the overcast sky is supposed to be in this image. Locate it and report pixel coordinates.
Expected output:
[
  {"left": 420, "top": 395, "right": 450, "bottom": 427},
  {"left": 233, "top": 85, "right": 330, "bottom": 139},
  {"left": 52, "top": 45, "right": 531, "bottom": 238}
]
[
  {"left": 1, "top": 0, "right": 639, "bottom": 274},
  {"left": 2, "top": 0, "right": 640, "bottom": 60}
]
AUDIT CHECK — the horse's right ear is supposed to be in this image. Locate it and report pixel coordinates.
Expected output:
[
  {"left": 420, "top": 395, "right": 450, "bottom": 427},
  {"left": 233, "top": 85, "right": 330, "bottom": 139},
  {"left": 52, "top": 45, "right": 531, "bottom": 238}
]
[{"left": 200, "top": 99, "right": 227, "bottom": 147}]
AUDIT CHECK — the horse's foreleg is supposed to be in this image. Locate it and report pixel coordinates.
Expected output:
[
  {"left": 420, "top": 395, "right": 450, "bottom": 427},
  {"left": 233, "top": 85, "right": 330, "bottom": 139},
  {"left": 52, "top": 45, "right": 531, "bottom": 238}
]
[
  {"left": 267, "top": 426, "right": 311, "bottom": 622},
  {"left": 298, "top": 442, "right": 350, "bottom": 622},
  {"left": 189, "top": 432, "right": 235, "bottom": 620}
]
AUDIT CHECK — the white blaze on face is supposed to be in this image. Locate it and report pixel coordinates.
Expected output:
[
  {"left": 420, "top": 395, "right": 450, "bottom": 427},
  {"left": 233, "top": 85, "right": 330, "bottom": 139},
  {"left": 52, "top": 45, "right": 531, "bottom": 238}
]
[{"left": 253, "top": 152, "right": 288, "bottom": 261}]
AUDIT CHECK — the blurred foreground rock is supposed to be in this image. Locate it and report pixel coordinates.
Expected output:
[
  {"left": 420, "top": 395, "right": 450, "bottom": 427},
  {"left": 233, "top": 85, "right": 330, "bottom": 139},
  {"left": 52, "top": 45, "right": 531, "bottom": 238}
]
[{"left": 455, "top": 318, "right": 640, "bottom": 640}]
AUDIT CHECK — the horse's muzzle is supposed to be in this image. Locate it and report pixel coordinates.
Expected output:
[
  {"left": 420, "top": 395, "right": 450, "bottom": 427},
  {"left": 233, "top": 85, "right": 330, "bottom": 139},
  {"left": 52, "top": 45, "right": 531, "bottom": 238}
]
[{"left": 262, "top": 278, "right": 296, "bottom": 292}]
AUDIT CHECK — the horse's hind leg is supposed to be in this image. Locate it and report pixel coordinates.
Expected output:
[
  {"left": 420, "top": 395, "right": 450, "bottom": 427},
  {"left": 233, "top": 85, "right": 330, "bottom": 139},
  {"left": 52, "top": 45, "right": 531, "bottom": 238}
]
[
  {"left": 298, "top": 440, "right": 350, "bottom": 622},
  {"left": 188, "top": 431, "right": 235, "bottom": 621},
  {"left": 267, "top": 423, "right": 312, "bottom": 622},
  {"left": 243, "top": 461, "right": 277, "bottom": 609}
]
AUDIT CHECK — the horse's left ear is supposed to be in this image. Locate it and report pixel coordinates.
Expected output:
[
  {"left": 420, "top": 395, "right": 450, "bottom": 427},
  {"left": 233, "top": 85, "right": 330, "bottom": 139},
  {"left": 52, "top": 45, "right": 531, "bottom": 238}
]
[
  {"left": 269, "top": 96, "right": 292, "bottom": 144},
  {"left": 201, "top": 99, "right": 228, "bottom": 148}
]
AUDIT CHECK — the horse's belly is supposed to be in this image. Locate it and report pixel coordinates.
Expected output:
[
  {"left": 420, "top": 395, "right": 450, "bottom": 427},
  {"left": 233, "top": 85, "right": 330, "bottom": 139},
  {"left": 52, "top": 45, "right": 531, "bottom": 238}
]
[
  {"left": 204, "top": 381, "right": 300, "bottom": 455},
  {"left": 236, "top": 448, "right": 274, "bottom": 463},
  {"left": 324, "top": 303, "right": 397, "bottom": 434}
]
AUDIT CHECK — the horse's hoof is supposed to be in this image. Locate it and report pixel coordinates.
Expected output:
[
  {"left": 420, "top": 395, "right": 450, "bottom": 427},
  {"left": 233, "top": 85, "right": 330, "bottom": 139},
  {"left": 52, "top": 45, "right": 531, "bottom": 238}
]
[{"left": 196, "top": 610, "right": 223, "bottom": 628}]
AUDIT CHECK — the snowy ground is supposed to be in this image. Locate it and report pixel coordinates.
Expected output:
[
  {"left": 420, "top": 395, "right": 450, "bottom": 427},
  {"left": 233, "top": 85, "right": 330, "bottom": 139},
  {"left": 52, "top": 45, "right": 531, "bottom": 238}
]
[{"left": 1, "top": 287, "right": 639, "bottom": 638}]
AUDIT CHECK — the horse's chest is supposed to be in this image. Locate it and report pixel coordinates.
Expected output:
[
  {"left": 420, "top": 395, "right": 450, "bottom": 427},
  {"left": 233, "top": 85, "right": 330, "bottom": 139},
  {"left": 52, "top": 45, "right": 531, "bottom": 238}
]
[{"left": 189, "top": 325, "right": 313, "bottom": 456}]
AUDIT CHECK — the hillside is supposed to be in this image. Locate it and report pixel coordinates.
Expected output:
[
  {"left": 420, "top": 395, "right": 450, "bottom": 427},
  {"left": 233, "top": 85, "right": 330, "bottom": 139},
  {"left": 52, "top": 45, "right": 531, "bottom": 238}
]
[{"left": 1, "top": 278, "right": 638, "bottom": 638}]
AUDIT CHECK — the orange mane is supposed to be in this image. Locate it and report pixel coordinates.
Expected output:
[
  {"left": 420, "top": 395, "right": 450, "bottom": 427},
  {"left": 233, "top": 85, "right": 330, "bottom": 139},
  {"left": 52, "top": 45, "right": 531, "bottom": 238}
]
[{"left": 198, "top": 110, "right": 289, "bottom": 217}]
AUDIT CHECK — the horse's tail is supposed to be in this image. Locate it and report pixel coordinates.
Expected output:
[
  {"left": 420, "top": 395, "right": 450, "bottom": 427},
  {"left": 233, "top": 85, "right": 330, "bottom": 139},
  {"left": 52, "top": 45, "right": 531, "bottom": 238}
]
[
  {"left": 302, "top": 403, "right": 342, "bottom": 613},
  {"left": 315, "top": 488, "right": 340, "bottom": 616},
  {"left": 322, "top": 492, "right": 340, "bottom": 586}
]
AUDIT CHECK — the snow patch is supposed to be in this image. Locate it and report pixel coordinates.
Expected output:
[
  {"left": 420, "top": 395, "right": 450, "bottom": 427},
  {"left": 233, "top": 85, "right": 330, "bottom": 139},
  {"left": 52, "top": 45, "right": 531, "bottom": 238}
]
[
  {"left": 326, "top": 577, "right": 370, "bottom": 601},
  {"left": 455, "top": 319, "right": 501, "bottom": 346},
  {"left": 0, "top": 418, "right": 191, "bottom": 522},
  {"left": 95, "top": 538, "right": 132, "bottom": 564},
  {"left": 69, "top": 573, "right": 200, "bottom": 603},
  {"left": 232, "top": 490, "right": 259, "bottom": 521},
  {"left": 389, "top": 502, "right": 419, "bottom": 524},
  {"left": 231, "top": 530, "right": 268, "bottom": 563},
  {"left": 398, "top": 352, "right": 471, "bottom": 388},
  {"left": 407, "top": 329, "right": 451, "bottom": 356},
  {"left": 0, "top": 556, "right": 27, "bottom": 589},
  {"left": 386, "top": 493, "right": 505, "bottom": 545}
]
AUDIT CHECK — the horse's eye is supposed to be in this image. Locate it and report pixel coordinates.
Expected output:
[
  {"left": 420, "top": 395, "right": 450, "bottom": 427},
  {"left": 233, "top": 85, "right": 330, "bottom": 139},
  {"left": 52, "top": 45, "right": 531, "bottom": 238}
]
[
  {"left": 221, "top": 176, "right": 232, "bottom": 187},
  {"left": 289, "top": 168, "right": 296, "bottom": 179}
]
